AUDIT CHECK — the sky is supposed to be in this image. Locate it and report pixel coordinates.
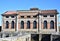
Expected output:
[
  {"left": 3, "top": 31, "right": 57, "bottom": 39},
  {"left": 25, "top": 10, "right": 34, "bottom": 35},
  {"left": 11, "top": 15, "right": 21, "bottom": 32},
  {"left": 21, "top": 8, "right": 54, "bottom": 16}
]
[{"left": 0, "top": 0, "right": 60, "bottom": 26}]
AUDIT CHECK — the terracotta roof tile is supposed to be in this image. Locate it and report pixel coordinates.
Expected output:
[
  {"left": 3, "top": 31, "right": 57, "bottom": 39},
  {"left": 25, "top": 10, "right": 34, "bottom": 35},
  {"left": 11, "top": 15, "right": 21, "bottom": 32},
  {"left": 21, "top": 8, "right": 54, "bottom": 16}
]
[
  {"left": 4, "top": 11, "right": 17, "bottom": 14},
  {"left": 41, "top": 10, "right": 58, "bottom": 14},
  {"left": 2, "top": 9, "right": 58, "bottom": 16}
]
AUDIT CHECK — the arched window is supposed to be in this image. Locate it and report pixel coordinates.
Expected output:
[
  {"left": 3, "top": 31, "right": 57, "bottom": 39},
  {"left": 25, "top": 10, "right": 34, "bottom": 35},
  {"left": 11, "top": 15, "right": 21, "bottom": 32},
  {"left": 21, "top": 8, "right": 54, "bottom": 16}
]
[
  {"left": 44, "top": 20, "right": 47, "bottom": 29},
  {"left": 6, "top": 21, "right": 9, "bottom": 29},
  {"left": 11, "top": 21, "right": 14, "bottom": 29},
  {"left": 27, "top": 21, "right": 30, "bottom": 29},
  {"left": 33, "top": 21, "right": 37, "bottom": 29},
  {"left": 21, "top": 21, "right": 24, "bottom": 29},
  {"left": 50, "top": 20, "right": 54, "bottom": 29}
]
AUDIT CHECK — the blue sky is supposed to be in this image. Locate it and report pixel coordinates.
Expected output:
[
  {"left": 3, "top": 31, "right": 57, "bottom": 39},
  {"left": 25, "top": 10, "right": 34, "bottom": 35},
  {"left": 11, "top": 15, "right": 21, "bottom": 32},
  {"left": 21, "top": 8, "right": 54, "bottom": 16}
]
[{"left": 0, "top": 0, "right": 60, "bottom": 26}]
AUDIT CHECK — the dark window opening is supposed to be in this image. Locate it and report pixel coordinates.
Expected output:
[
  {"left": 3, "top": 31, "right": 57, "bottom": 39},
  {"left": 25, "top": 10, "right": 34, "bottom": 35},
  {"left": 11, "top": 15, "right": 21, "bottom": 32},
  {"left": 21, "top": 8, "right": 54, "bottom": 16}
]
[
  {"left": 11, "top": 16, "right": 14, "bottom": 18},
  {"left": 6, "top": 21, "right": 9, "bottom": 29},
  {"left": 31, "top": 34, "right": 39, "bottom": 41},
  {"left": 50, "top": 15, "right": 54, "bottom": 17},
  {"left": 33, "top": 21, "right": 37, "bottom": 29},
  {"left": 41, "top": 34, "right": 51, "bottom": 41},
  {"left": 21, "top": 16, "right": 24, "bottom": 18},
  {"left": 27, "top": 21, "right": 30, "bottom": 29},
  {"left": 27, "top": 16, "right": 31, "bottom": 18},
  {"left": 5, "top": 34, "right": 9, "bottom": 37},
  {"left": 21, "top": 21, "right": 24, "bottom": 29},
  {"left": 33, "top": 16, "right": 37, "bottom": 18},
  {"left": 43, "top": 15, "right": 47, "bottom": 17},
  {"left": 6, "top": 16, "right": 9, "bottom": 18},
  {"left": 50, "top": 21, "right": 54, "bottom": 29},
  {"left": 11, "top": 21, "right": 14, "bottom": 29},
  {"left": 52, "top": 36, "right": 60, "bottom": 41},
  {"left": 44, "top": 21, "right": 47, "bottom": 29},
  {"left": 0, "top": 26, "right": 2, "bottom": 32}
]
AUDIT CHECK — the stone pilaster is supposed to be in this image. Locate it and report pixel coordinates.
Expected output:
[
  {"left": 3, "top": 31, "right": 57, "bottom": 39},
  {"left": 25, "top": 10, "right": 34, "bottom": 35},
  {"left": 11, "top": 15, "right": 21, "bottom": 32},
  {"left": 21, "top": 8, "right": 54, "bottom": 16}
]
[{"left": 57, "top": 15, "right": 59, "bottom": 33}]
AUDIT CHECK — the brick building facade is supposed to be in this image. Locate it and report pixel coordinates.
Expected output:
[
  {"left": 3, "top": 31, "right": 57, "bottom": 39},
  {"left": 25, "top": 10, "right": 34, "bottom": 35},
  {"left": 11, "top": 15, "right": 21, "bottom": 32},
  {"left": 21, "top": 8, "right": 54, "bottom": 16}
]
[{"left": 1, "top": 8, "right": 59, "bottom": 41}]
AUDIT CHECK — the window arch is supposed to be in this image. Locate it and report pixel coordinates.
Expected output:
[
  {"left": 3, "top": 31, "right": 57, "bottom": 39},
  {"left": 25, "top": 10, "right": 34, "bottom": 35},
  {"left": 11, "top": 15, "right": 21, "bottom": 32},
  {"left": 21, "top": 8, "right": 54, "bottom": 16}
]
[
  {"left": 6, "top": 21, "right": 9, "bottom": 28},
  {"left": 50, "top": 20, "right": 54, "bottom": 29},
  {"left": 33, "top": 21, "right": 37, "bottom": 29},
  {"left": 11, "top": 21, "right": 14, "bottom": 29},
  {"left": 44, "top": 20, "right": 47, "bottom": 29},
  {"left": 27, "top": 21, "right": 30, "bottom": 29},
  {"left": 21, "top": 21, "right": 24, "bottom": 29}
]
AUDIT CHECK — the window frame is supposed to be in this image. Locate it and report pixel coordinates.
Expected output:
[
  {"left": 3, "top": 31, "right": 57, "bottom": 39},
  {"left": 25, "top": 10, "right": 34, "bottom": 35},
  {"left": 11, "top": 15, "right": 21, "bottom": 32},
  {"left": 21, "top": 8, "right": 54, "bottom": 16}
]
[
  {"left": 33, "top": 21, "right": 37, "bottom": 29},
  {"left": 21, "top": 16, "right": 24, "bottom": 18},
  {"left": 21, "top": 21, "right": 24, "bottom": 29},
  {"left": 11, "top": 21, "right": 14, "bottom": 29},
  {"left": 6, "top": 21, "right": 9, "bottom": 29},
  {"left": 33, "top": 16, "right": 37, "bottom": 18},
  {"left": 43, "top": 20, "right": 47, "bottom": 29},
  {"left": 27, "top": 16, "right": 31, "bottom": 18},
  {"left": 43, "top": 15, "right": 47, "bottom": 17},
  {"left": 50, "top": 15, "right": 54, "bottom": 17},
  {"left": 11, "top": 16, "right": 14, "bottom": 18},
  {"left": 50, "top": 20, "right": 54, "bottom": 29},
  {"left": 6, "top": 16, "right": 9, "bottom": 18},
  {"left": 27, "top": 21, "right": 30, "bottom": 29}
]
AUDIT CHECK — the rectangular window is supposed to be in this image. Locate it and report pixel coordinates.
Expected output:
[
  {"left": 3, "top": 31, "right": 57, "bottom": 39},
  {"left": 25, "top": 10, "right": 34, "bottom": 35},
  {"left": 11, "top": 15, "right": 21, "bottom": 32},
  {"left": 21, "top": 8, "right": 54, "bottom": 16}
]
[
  {"left": 27, "top": 16, "right": 31, "bottom": 18},
  {"left": 50, "top": 15, "right": 54, "bottom": 17},
  {"left": 21, "top": 16, "right": 24, "bottom": 18},
  {"left": 43, "top": 15, "right": 47, "bottom": 17},
  {"left": 6, "top": 16, "right": 9, "bottom": 18},
  {"left": 33, "top": 16, "right": 37, "bottom": 18},
  {"left": 11, "top": 16, "right": 14, "bottom": 18}
]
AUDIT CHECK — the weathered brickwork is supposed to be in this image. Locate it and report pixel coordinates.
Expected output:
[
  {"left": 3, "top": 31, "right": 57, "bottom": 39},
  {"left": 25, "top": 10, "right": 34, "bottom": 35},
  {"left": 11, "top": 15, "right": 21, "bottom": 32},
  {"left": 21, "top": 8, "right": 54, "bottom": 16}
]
[{"left": 1, "top": 8, "right": 58, "bottom": 33}]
